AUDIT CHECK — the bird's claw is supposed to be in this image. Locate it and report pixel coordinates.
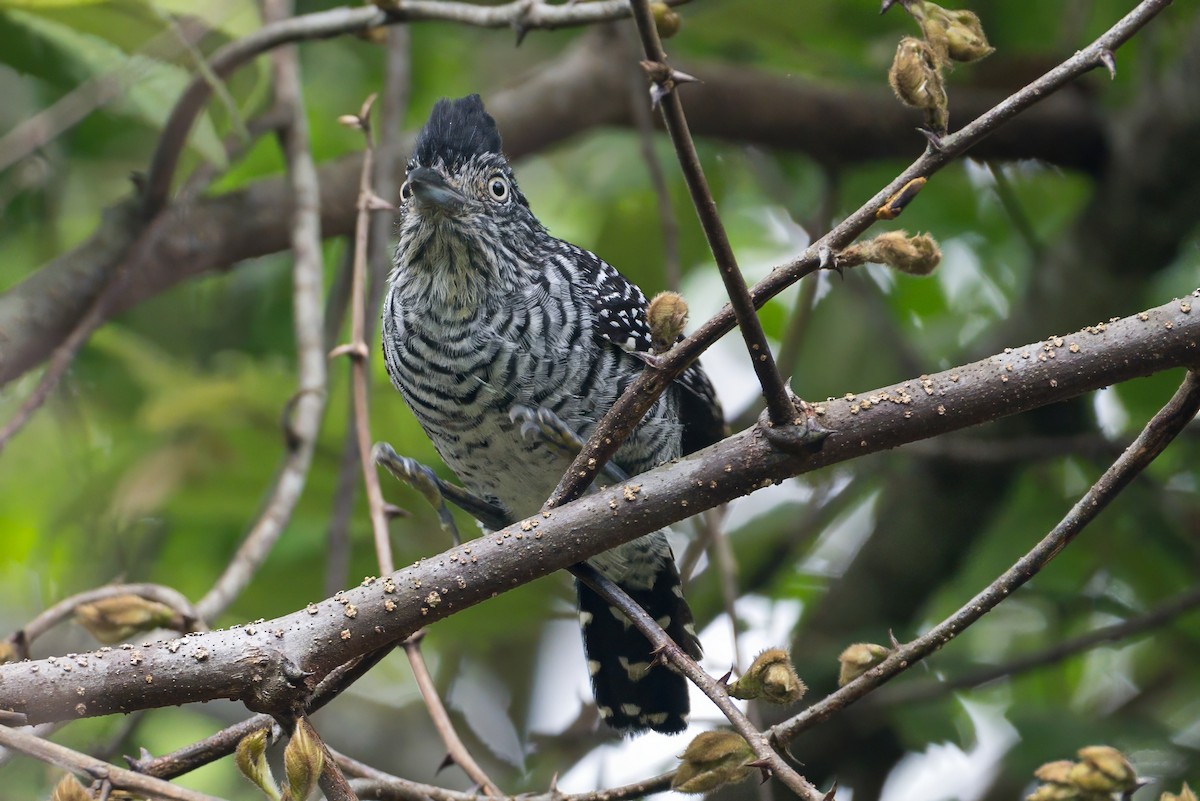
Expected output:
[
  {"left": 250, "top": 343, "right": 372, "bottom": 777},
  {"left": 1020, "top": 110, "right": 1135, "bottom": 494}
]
[{"left": 373, "top": 442, "right": 461, "bottom": 541}]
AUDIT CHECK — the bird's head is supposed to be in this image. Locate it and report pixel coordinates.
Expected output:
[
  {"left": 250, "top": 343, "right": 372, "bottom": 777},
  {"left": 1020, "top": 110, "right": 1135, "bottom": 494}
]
[
  {"left": 399, "top": 94, "right": 533, "bottom": 227},
  {"left": 394, "top": 95, "right": 544, "bottom": 305}
]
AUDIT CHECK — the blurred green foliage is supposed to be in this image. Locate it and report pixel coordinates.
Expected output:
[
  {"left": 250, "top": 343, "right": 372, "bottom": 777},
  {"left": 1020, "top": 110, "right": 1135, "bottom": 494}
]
[{"left": 1, "top": 0, "right": 1198, "bottom": 798}]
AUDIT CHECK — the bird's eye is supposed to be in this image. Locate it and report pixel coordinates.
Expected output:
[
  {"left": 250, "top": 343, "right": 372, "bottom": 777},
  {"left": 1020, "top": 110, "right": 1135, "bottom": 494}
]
[
  {"left": 400, "top": 181, "right": 412, "bottom": 202},
  {"left": 488, "top": 175, "right": 509, "bottom": 201}
]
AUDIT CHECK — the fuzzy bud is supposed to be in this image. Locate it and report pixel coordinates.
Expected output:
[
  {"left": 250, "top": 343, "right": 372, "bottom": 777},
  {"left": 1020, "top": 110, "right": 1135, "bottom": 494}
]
[
  {"left": 671, "top": 731, "right": 756, "bottom": 794},
  {"left": 1161, "top": 782, "right": 1198, "bottom": 801},
  {"left": 1071, "top": 745, "right": 1136, "bottom": 792},
  {"left": 651, "top": 2, "right": 682, "bottom": 39},
  {"left": 1032, "top": 761, "right": 1075, "bottom": 785},
  {"left": 235, "top": 729, "right": 281, "bottom": 801},
  {"left": 284, "top": 719, "right": 325, "bottom": 801},
  {"left": 74, "top": 595, "right": 180, "bottom": 644},
  {"left": 647, "top": 291, "right": 689, "bottom": 354},
  {"left": 1025, "top": 783, "right": 1080, "bottom": 801},
  {"left": 887, "top": 37, "right": 949, "bottom": 133},
  {"left": 915, "top": 4, "right": 994, "bottom": 64},
  {"left": 837, "top": 642, "right": 890, "bottom": 686},
  {"left": 839, "top": 231, "right": 941, "bottom": 277},
  {"left": 727, "top": 648, "right": 807, "bottom": 704},
  {"left": 50, "top": 775, "right": 92, "bottom": 801}
]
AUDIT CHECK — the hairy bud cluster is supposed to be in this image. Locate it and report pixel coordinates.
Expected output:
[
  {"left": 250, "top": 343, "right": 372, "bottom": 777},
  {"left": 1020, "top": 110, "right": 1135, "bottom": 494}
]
[
  {"left": 887, "top": 1, "right": 993, "bottom": 134},
  {"left": 671, "top": 730, "right": 756, "bottom": 794},
  {"left": 839, "top": 231, "right": 942, "bottom": 276},
  {"left": 74, "top": 594, "right": 181, "bottom": 645},
  {"left": 727, "top": 648, "right": 807, "bottom": 704},
  {"left": 837, "top": 642, "right": 891, "bottom": 686},
  {"left": 1027, "top": 746, "right": 1140, "bottom": 801}
]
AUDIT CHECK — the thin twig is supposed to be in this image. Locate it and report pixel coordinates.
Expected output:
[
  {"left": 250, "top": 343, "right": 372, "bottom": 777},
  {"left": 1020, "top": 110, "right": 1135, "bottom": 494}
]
[
  {"left": 7, "top": 583, "right": 205, "bottom": 660},
  {"left": 0, "top": 725, "right": 223, "bottom": 801},
  {"left": 325, "top": 27, "right": 411, "bottom": 596},
  {"left": 545, "top": 0, "right": 1175, "bottom": 511},
  {"left": 770, "top": 369, "right": 1200, "bottom": 746},
  {"left": 571, "top": 563, "right": 824, "bottom": 801},
  {"left": 340, "top": 99, "right": 501, "bottom": 798},
  {"left": 629, "top": 0, "right": 794, "bottom": 427},
  {"left": 341, "top": 97, "right": 396, "bottom": 577},
  {"left": 337, "top": 749, "right": 480, "bottom": 801},
  {"left": 131, "top": 643, "right": 397, "bottom": 780},
  {"left": 140, "top": 0, "right": 689, "bottom": 217},
  {"left": 876, "top": 583, "right": 1200, "bottom": 707},
  {"left": 195, "top": 0, "right": 328, "bottom": 623},
  {"left": 399, "top": 639, "right": 501, "bottom": 796},
  {"left": 295, "top": 716, "right": 359, "bottom": 801},
  {"left": 623, "top": 25, "right": 681, "bottom": 291}
]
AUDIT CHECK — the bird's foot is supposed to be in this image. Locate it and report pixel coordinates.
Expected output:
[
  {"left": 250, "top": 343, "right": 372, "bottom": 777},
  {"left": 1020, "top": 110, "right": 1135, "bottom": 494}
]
[
  {"left": 509, "top": 406, "right": 630, "bottom": 484},
  {"left": 372, "top": 442, "right": 509, "bottom": 541}
]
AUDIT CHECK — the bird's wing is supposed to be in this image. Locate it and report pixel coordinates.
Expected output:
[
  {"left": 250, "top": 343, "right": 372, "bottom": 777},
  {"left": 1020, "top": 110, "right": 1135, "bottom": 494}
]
[{"left": 572, "top": 244, "right": 728, "bottom": 455}]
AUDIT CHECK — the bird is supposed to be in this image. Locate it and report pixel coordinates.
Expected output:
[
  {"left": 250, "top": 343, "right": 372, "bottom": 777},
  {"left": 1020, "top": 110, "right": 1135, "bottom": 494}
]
[{"left": 381, "top": 94, "right": 726, "bottom": 735}]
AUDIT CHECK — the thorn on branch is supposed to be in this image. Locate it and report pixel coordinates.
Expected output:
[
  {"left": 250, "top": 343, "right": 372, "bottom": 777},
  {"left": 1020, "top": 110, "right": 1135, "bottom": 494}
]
[
  {"left": 382, "top": 502, "right": 411, "bottom": 520},
  {"left": 328, "top": 342, "right": 370, "bottom": 361},
  {"left": 918, "top": 127, "right": 946, "bottom": 152},
  {"left": 511, "top": 0, "right": 538, "bottom": 46},
  {"left": 1098, "top": 48, "right": 1117, "bottom": 79},
  {"left": 818, "top": 245, "right": 844, "bottom": 278},
  {"left": 364, "top": 191, "right": 397, "bottom": 212},
  {"left": 640, "top": 59, "right": 699, "bottom": 109},
  {"left": 337, "top": 93, "right": 378, "bottom": 135},
  {"left": 746, "top": 758, "right": 774, "bottom": 783}
]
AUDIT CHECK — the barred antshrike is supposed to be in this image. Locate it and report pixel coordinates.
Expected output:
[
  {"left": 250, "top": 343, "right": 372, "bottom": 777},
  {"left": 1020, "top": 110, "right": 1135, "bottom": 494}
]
[{"left": 382, "top": 95, "right": 725, "bottom": 735}]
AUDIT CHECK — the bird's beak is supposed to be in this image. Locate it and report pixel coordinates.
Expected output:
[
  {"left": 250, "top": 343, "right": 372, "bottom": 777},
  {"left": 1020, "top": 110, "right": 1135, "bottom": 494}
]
[{"left": 407, "top": 167, "right": 466, "bottom": 211}]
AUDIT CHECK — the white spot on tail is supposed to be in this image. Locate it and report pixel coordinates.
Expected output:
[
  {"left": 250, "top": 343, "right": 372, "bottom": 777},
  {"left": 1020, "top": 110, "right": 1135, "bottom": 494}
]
[
  {"left": 620, "top": 703, "right": 642, "bottom": 717},
  {"left": 578, "top": 611, "right": 593, "bottom": 626},
  {"left": 619, "top": 656, "right": 651, "bottom": 682},
  {"left": 608, "top": 606, "right": 632, "bottom": 629}
]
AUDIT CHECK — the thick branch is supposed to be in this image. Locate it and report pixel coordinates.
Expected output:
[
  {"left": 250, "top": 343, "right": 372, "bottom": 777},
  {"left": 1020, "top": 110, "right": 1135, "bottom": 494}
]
[{"left": 1, "top": 292, "right": 1196, "bottom": 724}]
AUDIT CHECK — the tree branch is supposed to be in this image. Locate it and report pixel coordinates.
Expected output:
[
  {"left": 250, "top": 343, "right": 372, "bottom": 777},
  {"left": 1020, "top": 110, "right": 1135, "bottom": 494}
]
[
  {"left": 0, "top": 725, "right": 224, "bottom": 801},
  {"left": 1, "top": 291, "right": 1196, "bottom": 724},
  {"left": 629, "top": 0, "right": 794, "bottom": 427}
]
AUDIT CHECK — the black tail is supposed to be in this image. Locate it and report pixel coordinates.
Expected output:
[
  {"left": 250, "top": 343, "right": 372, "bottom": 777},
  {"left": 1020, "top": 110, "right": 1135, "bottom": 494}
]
[{"left": 577, "top": 558, "right": 702, "bottom": 735}]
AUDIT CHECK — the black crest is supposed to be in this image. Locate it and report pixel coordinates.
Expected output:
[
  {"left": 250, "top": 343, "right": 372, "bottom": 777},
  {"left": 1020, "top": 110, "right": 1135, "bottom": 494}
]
[{"left": 412, "top": 94, "right": 503, "bottom": 169}]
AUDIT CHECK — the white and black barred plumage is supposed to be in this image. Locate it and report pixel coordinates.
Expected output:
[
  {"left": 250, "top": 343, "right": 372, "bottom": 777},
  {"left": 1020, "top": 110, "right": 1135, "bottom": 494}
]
[{"left": 382, "top": 95, "right": 724, "bottom": 735}]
